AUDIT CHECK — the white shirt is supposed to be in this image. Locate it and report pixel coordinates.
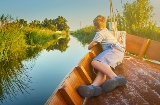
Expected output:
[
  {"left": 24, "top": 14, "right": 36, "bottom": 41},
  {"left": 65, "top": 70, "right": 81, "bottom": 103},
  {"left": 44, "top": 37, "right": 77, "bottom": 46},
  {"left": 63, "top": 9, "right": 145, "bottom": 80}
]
[{"left": 93, "top": 28, "right": 123, "bottom": 51}]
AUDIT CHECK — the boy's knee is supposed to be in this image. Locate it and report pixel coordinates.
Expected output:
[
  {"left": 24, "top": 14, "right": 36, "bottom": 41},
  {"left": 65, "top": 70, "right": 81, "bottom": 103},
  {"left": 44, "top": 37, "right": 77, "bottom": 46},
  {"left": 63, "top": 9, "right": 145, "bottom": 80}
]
[{"left": 91, "top": 60, "right": 97, "bottom": 67}]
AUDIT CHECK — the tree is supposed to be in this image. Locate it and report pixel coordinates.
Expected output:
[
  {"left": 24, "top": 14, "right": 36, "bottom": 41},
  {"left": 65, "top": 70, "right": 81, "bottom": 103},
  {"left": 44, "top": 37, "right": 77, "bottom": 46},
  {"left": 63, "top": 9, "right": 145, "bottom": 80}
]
[
  {"left": 0, "top": 14, "right": 14, "bottom": 26},
  {"left": 55, "top": 16, "right": 70, "bottom": 31},
  {"left": 42, "top": 18, "right": 49, "bottom": 28},
  {"left": 116, "top": 0, "right": 156, "bottom": 37},
  {"left": 16, "top": 19, "right": 28, "bottom": 27}
]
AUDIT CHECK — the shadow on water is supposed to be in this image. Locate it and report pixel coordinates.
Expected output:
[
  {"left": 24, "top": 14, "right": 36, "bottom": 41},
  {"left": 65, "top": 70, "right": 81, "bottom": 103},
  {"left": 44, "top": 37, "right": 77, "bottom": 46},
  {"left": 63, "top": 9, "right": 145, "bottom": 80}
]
[{"left": 0, "top": 35, "right": 70, "bottom": 104}]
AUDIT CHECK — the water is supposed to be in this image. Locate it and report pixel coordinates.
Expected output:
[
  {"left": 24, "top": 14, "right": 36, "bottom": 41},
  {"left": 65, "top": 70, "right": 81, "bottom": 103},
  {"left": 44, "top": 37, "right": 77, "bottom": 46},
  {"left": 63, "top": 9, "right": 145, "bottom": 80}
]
[{"left": 0, "top": 35, "right": 88, "bottom": 105}]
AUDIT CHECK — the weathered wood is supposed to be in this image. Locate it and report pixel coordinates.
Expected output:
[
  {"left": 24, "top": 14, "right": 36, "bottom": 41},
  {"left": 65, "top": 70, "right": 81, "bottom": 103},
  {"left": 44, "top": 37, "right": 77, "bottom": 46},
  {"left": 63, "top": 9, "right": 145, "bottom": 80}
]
[
  {"left": 126, "top": 34, "right": 147, "bottom": 55},
  {"left": 76, "top": 66, "right": 92, "bottom": 84},
  {"left": 138, "top": 39, "right": 150, "bottom": 58},
  {"left": 59, "top": 68, "right": 87, "bottom": 105},
  {"left": 45, "top": 90, "right": 67, "bottom": 105},
  {"left": 59, "top": 86, "right": 75, "bottom": 105},
  {"left": 90, "top": 44, "right": 103, "bottom": 56},
  {"left": 145, "top": 40, "right": 160, "bottom": 62},
  {"left": 78, "top": 52, "right": 96, "bottom": 81},
  {"left": 86, "top": 54, "right": 160, "bottom": 105}
]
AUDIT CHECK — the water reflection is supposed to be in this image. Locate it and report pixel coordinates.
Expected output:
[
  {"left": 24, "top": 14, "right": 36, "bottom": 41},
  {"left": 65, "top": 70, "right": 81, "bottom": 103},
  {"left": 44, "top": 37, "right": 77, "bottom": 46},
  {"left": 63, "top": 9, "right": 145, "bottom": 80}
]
[
  {"left": 0, "top": 56, "right": 33, "bottom": 103},
  {"left": 53, "top": 37, "right": 70, "bottom": 52},
  {"left": 71, "top": 26, "right": 96, "bottom": 46},
  {"left": 0, "top": 35, "right": 70, "bottom": 103}
]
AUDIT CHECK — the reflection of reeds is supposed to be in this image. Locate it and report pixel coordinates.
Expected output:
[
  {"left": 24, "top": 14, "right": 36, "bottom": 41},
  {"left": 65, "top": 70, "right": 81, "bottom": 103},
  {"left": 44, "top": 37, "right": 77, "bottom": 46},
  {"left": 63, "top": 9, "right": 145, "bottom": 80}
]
[
  {"left": 0, "top": 33, "right": 70, "bottom": 102},
  {"left": 0, "top": 59, "right": 34, "bottom": 103},
  {"left": 23, "top": 27, "right": 69, "bottom": 46},
  {"left": 53, "top": 37, "right": 70, "bottom": 52},
  {"left": 0, "top": 21, "right": 70, "bottom": 103},
  {"left": 71, "top": 26, "right": 96, "bottom": 46}
]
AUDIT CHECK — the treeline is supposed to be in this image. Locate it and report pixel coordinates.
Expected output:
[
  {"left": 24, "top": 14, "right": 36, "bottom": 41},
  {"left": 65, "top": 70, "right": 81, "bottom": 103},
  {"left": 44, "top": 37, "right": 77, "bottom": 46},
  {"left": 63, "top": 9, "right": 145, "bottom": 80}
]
[
  {"left": 0, "top": 14, "right": 69, "bottom": 32},
  {"left": 0, "top": 14, "right": 70, "bottom": 62},
  {"left": 72, "top": 0, "right": 160, "bottom": 44}
]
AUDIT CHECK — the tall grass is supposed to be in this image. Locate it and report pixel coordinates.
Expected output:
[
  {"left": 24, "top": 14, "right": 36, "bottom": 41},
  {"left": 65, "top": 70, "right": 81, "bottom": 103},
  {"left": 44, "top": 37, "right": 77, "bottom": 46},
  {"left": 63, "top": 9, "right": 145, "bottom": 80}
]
[
  {"left": 0, "top": 23, "right": 69, "bottom": 65},
  {"left": 24, "top": 27, "right": 58, "bottom": 45},
  {"left": 0, "top": 23, "right": 27, "bottom": 62}
]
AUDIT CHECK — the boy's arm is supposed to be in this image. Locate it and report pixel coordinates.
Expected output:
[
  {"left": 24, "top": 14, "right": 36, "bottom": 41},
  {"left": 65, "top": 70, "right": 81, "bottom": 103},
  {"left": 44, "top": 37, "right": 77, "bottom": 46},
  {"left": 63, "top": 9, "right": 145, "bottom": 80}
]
[{"left": 88, "top": 41, "right": 98, "bottom": 50}]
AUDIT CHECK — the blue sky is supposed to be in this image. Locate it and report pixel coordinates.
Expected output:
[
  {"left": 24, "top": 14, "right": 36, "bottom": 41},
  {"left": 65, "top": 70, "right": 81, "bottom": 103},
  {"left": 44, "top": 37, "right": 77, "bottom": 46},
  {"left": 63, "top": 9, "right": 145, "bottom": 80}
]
[{"left": 0, "top": 0, "right": 159, "bottom": 31}]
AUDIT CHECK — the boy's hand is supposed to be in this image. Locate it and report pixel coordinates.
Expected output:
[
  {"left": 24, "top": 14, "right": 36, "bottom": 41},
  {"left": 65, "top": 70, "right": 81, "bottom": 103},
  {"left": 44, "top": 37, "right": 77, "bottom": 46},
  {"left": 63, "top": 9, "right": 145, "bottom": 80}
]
[{"left": 88, "top": 41, "right": 97, "bottom": 50}]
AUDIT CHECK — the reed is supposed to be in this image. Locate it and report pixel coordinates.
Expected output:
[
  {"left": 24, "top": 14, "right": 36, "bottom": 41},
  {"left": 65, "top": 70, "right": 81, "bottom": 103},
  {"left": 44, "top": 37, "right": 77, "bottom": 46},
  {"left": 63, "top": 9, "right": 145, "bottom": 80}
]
[{"left": 0, "top": 22, "right": 69, "bottom": 63}]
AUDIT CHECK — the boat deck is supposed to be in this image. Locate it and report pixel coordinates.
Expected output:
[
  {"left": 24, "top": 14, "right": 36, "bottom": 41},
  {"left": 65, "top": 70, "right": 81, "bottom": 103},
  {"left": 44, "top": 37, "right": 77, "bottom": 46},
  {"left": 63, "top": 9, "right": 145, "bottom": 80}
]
[{"left": 84, "top": 54, "right": 160, "bottom": 105}]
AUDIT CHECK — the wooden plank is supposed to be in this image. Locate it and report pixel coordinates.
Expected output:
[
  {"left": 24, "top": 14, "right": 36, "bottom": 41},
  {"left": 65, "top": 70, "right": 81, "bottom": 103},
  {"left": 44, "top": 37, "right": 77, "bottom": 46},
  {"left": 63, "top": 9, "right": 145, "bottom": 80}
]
[
  {"left": 59, "top": 85, "right": 75, "bottom": 105},
  {"left": 59, "top": 71, "right": 85, "bottom": 105},
  {"left": 66, "top": 69, "right": 86, "bottom": 103},
  {"left": 138, "top": 39, "right": 150, "bottom": 58},
  {"left": 145, "top": 40, "right": 160, "bottom": 62},
  {"left": 91, "top": 44, "right": 103, "bottom": 56},
  {"left": 126, "top": 34, "right": 147, "bottom": 55},
  {"left": 45, "top": 68, "right": 86, "bottom": 105},
  {"left": 45, "top": 90, "right": 67, "bottom": 105},
  {"left": 76, "top": 66, "right": 92, "bottom": 84},
  {"left": 78, "top": 52, "right": 96, "bottom": 80}
]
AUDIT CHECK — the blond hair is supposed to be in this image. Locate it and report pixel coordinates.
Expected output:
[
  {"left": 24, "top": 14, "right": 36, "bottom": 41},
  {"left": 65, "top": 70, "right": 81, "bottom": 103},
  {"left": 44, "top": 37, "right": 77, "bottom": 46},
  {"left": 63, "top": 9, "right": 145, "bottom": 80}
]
[{"left": 93, "top": 15, "right": 106, "bottom": 29}]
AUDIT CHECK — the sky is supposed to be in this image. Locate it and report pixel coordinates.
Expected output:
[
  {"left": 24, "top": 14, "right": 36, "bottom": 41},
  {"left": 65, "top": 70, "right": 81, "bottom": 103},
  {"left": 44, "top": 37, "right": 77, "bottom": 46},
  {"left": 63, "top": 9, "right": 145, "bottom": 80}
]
[{"left": 0, "top": 0, "right": 159, "bottom": 31}]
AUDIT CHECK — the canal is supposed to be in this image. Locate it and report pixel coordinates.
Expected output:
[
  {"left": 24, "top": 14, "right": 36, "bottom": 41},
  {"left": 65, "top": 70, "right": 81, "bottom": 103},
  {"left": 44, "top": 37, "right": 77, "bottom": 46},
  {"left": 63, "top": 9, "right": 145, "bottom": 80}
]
[{"left": 0, "top": 35, "right": 88, "bottom": 105}]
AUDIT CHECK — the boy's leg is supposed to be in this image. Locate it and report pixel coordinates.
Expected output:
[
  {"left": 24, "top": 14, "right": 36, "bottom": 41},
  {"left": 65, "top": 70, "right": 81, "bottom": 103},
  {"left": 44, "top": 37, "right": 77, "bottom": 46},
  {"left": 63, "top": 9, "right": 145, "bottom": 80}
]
[
  {"left": 91, "top": 71, "right": 106, "bottom": 86},
  {"left": 91, "top": 60, "right": 127, "bottom": 92},
  {"left": 91, "top": 60, "right": 117, "bottom": 79}
]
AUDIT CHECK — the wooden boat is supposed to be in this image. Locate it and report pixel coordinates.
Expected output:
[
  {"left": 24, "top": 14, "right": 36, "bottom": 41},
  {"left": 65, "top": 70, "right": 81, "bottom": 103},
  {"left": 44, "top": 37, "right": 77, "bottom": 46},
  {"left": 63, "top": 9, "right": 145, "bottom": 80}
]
[{"left": 45, "top": 34, "right": 160, "bottom": 105}]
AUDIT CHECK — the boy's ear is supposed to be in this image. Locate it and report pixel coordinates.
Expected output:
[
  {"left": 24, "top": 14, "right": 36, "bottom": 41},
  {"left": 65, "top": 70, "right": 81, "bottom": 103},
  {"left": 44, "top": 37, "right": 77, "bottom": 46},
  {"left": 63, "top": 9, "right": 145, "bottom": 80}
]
[{"left": 94, "top": 26, "right": 97, "bottom": 29}]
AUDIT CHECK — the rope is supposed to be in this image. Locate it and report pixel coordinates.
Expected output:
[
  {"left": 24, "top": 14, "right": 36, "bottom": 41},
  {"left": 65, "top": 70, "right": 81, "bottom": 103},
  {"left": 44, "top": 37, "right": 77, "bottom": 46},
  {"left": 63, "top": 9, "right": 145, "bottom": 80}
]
[{"left": 109, "top": 0, "right": 117, "bottom": 36}]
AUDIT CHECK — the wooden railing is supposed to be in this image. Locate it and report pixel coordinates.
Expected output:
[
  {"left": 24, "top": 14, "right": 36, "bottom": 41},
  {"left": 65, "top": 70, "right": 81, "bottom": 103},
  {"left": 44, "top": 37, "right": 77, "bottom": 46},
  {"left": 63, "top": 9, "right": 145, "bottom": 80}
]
[{"left": 126, "top": 34, "right": 160, "bottom": 62}]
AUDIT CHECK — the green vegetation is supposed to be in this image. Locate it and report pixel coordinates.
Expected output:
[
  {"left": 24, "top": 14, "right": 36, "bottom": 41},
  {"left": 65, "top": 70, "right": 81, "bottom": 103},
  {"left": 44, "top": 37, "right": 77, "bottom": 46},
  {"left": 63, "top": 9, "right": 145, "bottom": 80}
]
[
  {"left": 115, "top": 0, "right": 160, "bottom": 41},
  {"left": 0, "top": 14, "right": 70, "bottom": 102},
  {"left": 72, "top": 0, "right": 160, "bottom": 44},
  {"left": 0, "top": 14, "right": 70, "bottom": 62},
  {"left": 71, "top": 26, "right": 96, "bottom": 46}
]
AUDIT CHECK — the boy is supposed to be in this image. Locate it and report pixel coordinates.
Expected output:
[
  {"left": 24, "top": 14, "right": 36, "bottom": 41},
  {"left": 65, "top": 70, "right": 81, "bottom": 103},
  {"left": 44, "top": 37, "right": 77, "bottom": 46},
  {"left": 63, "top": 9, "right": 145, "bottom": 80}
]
[{"left": 77, "top": 15, "right": 127, "bottom": 98}]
